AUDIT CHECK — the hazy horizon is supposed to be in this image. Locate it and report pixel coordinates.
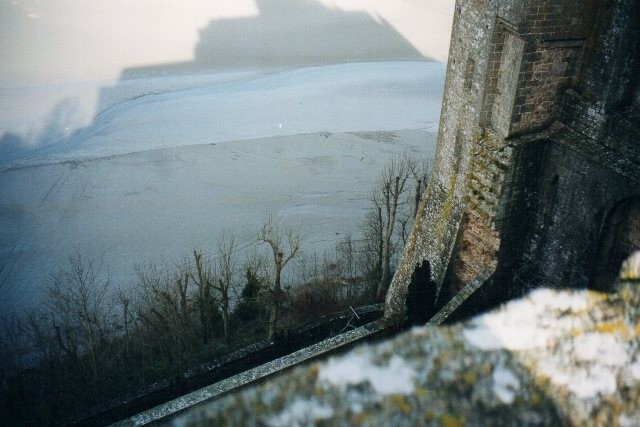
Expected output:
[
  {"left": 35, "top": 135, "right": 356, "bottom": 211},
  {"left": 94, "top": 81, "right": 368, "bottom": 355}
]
[{"left": 1, "top": 0, "right": 454, "bottom": 88}]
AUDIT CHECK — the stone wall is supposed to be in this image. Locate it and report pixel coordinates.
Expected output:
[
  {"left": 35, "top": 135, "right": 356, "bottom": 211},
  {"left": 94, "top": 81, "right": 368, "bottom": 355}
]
[
  {"left": 385, "top": 0, "right": 640, "bottom": 320},
  {"left": 120, "top": 3, "right": 640, "bottom": 423},
  {"left": 385, "top": 1, "right": 509, "bottom": 318},
  {"left": 172, "top": 277, "right": 640, "bottom": 427}
]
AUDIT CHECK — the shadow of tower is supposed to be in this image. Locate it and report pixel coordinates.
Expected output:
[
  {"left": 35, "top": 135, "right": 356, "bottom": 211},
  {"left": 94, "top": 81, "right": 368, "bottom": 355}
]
[{"left": 118, "top": 0, "right": 426, "bottom": 79}]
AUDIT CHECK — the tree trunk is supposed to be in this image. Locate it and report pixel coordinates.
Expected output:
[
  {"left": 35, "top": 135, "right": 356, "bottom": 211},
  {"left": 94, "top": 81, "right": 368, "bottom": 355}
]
[
  {"left": 268, "top": 255, "right": 283, "bottom": 340},
  {"left": 193, "top": 251, "right": 210, "bottom": 344},
  {"left": 268, "top": 299, "right": 278, "bottom": 340},
  {"left": 375, "top": 206, "right": 383, "bottom": 285},
  {"left": 414, "top": 179, "right": 422, "bottom": 218},
  {"left": 377, "top": 177, "right": 400, "bottom": 300},
  {"left": 221, "top": 286, "right": 230, "bottom": 343}
]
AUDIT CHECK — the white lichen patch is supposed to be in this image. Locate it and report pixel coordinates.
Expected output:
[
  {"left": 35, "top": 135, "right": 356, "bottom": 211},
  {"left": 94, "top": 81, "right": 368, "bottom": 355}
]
[
  {"left": 462, "top": 302, "right": 544, "bottom": 351},
  {"left": 625, "top": 360, "right": 640, "bottom": 382},
  {"left": 573, "top": 333, "right": 628, "bottom": 366},
  {"left": 318, "top": 351, "right": 416, "bottom": 395},
  {"left": 350, "top": 402, "right": 364, "bottom": 414},
  {"left": 492, "top": 366, "right": 521, "bottom": 404},
  {"left": 620, "top": 412, "right": 640, "bottom": 427},
  {"left": 566, "top": 366, "right": 617, "bottom": 399},
  {"left": 534, "top": 339, "right": 623, "bottom": 400},
  {"left": 167, "top": 281, "right": 640, "bottom": 427},
  {"left": 463, "top": 289, "right": 588, "bottom": 351},
  {"left": 538, "top": 358, "right": 618, "bottom": 399},
  {"left": 266, "top": 398, "right": 334, "bottom": 427},
  {"left": 528, "top": 288, "right": 588, "bottom": 313},
  {"left": 462, "top": 287, "right": 635, "bottom": 403},
  {"left": 620, "top": 251, "right": 640, "bottom": 280},
  {"left": 411, "top": 325, "right": 429, "bottom": 337}
]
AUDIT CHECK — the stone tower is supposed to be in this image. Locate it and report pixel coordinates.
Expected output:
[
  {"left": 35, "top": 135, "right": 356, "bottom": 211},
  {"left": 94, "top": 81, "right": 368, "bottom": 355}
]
[{"left": 385, "top": 0, "right": 640, "bottom": 320}]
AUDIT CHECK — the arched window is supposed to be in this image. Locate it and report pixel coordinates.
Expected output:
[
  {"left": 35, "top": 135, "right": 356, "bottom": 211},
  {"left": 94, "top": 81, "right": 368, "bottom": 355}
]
[{"left": 590, "top": 196, "right": 640, "bottom": 291}]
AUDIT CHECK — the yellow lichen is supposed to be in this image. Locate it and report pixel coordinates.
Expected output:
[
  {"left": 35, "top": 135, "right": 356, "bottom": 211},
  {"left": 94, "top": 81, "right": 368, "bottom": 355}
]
[
  {"left": 481, "top": 363, "right": 492, "bottom": 375},
  {"left": 462, "top": 371, "right": 478, "bottom": 386},
  {"left": 435, "top": 172, "right": 461, "bottom": 242},
  {"left": 440, "top": 414, "right": 465, "bottom": 427},
  {"left": 391, "top": 394, "right": 412, "bottom": 415},
  {"left": 308, "top": 364, "right": 320, "bottom": 381},
  {"left": 531, "top": 391, "right": 542, "bottom": 406},
  {"left": 255, "top": 400, "right": 268, "bottom": 412},
  {"left": 533, "top": 372, "right": 552, "bottom": 387},
  {"left": 414, "top": 387, "right": 432, "bottom": 398},
  {"left": 571, "top": 328, "right": 584, "bottom": 337},
  {"left": 619, "top": 284, "right": 640, "bottom": 305},
  {"left": 595, "top": 321, "right": 629, "bottom": 338},
  {"left": 587, "top": 290, "right": 608, "bottom": 302},
  {"left": 351, "top": 412, "right": 369, "bottom": 425}
]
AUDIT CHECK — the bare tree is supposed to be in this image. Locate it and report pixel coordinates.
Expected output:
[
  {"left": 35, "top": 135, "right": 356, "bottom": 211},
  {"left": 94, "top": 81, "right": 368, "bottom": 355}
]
[
  {"left": 214, "top": 232, "right": 239, "bottom": 343},
  {"left": 192, "top": 232, "right": 239, "bottom": 343},
  {"left": 335, "top": 233, "right": 357, "bottom": 301},
  {"left": 360, "top": 205, "right": 384, "bottom": 295},
  {"left": 136, "top": 260, "right": 193, "bottom": 371},
  {"left": 374, "top": 156, "right": 416, "bottom": 300},
  {"left": 0, "top": 312, "right": 29, "bottom": 386},
  {"left": 397, "top": 156, "right": 434, "bottom": 246},
  {"left": 115, "top": 285, "right": 134, "bottom": 378},
  {"left": 46, "top": 252, "right": 111, "bottom": 401},
  {"left": 192, "top": 250, "right": 215, "bottom": 344},
  {"left": 412, "top": 157, "right": 433, "bottom": 218},
  {"left": 234, "top": 248, "right": 268, "bottom": 325},
  {"left": 257, "top": 216, "right": 302, "bottom": 339}
]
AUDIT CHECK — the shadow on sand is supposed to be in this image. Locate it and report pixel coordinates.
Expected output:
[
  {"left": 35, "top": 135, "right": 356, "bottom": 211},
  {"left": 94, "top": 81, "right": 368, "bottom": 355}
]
[
  {"left": 120, "top": 0, "right": 427, "bottom": 79},
  {"left": 1, "top": 0, "right": 427, "bottom": 164}
]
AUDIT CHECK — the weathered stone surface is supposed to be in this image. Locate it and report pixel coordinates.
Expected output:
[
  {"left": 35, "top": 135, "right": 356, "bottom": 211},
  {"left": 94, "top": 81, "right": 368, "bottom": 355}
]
[
  {"left": 620, "top": 251, "right": 640, "bottom": 281},
  {"left": 172, "top": 281, "right": 640, "bottom": 426},
  {"left": 386, "top": 0, "right": 640, "bottom": 320}
]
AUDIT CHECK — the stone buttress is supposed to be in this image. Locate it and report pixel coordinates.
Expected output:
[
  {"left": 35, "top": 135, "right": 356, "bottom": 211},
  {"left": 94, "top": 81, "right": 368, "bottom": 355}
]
[{"left": 385, "top": 0, "right": 640, "bottom": 321}]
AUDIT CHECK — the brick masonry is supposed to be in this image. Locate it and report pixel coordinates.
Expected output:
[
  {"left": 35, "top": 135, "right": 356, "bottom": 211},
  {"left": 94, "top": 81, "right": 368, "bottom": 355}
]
[{"left": 385, "top": 0, "right": 640, "bottom": 320}]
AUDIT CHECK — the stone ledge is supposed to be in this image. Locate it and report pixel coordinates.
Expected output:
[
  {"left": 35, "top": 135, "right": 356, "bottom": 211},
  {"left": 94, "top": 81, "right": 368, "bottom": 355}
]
[
  {"left": 114, "top": 317, "right": 394, "bottom": 426},
  {"left": 172, "top": 281, "right": 640, "bottom": 426}
]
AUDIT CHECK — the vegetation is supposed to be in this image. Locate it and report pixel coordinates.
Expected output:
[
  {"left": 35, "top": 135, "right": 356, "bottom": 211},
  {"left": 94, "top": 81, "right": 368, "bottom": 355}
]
[
  {"left": 0, "top": 154, "right": 431, "bottom": 424},
  {"left": 362, "top": 155, "right": 431, "bottom": 299}
]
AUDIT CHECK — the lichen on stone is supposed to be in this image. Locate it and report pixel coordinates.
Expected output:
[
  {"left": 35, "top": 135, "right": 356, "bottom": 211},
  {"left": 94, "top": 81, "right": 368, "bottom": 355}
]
[
  {"left": 168, "top": 250, "right": 640, "bottom": 427},
  {"left": 620, "top": 251, "right": 640, "bottom": 281}
]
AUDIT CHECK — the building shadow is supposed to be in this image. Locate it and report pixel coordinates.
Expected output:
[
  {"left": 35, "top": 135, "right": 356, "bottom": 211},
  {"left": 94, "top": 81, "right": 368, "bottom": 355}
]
[
  {"left": 118, "top": 0, "right": 427, "bottom": 79},
  {"left": 0, "top": 98, "right": 79, "bottom": 166},
  {"left": 90, "top": 0, "right": 429, "bottom": 140},
  {"left": 1, "top": 0, "right": 429, "bottom": 163}
]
